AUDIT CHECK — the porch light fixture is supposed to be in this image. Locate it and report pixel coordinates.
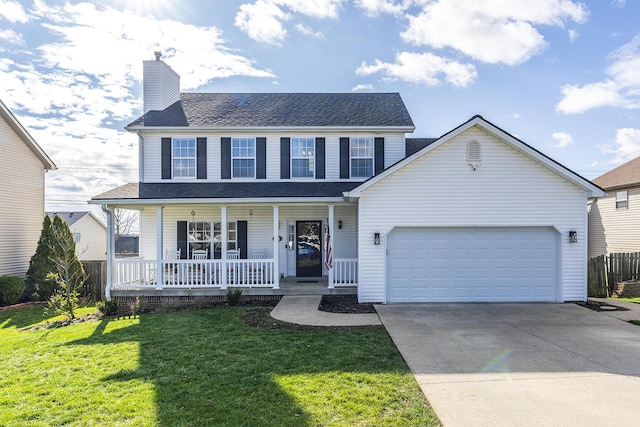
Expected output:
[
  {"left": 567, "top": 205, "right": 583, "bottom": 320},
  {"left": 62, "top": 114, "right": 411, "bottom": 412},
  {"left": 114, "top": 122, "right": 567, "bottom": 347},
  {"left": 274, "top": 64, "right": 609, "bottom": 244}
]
[
  {"left": 191, "top": 210, "right": 196, "bottom": 222},
  {"left": 374, "top": 232, "right": 380, "bottom": 245},
  {"left": 338, "top": 219, "right": 342, "bottom": 229},
  {"left": 569, "top": 230, "right": 577, "bottom": 243}
]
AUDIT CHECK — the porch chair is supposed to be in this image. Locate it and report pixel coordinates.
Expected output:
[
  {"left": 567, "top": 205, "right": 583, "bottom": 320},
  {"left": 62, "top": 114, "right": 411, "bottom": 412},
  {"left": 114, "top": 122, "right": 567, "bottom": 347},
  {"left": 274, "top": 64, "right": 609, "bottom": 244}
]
[
  {"left": 249, "top": 248, "right": 266, "bottom": 259},
  {"left": 192, "top": 249, "right": 208, "bottom": 260},
  {"left": 226, "top": 249, "right": 241, "bottom": 284}
]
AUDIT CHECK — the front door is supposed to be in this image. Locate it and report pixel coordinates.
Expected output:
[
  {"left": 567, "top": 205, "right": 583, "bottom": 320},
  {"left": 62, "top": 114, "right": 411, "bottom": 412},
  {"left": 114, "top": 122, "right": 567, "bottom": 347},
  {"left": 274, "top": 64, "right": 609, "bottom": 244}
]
[{"left": 296, "top": 221, "right": 322, "bottom": 277}]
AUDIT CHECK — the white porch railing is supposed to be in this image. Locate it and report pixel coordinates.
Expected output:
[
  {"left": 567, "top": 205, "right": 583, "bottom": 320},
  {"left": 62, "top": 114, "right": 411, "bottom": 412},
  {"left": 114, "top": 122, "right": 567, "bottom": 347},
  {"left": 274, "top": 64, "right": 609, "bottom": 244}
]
[
  {"left": 333, "top": 258, "right": 358, "bottom": 287},
  {"left": 113, "top": 259, "right": 276, "bottom": 289}
]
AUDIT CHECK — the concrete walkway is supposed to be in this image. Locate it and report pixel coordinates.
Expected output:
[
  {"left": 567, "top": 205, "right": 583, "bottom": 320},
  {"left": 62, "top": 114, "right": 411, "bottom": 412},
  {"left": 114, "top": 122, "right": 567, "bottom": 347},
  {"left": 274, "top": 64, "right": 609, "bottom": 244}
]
[
  {"left": 270, "top": 295, "right": 381, "bottom": 327},
  {"left": 590, "top": 297, "right": 640, "bottom": 322}
]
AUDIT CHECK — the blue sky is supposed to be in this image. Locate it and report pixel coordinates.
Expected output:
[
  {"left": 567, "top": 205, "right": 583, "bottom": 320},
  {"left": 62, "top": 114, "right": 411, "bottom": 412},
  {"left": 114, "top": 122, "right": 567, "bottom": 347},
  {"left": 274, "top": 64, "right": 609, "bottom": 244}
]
[{"left": 1, "top": 0, "right": 639, "bottom": 213}]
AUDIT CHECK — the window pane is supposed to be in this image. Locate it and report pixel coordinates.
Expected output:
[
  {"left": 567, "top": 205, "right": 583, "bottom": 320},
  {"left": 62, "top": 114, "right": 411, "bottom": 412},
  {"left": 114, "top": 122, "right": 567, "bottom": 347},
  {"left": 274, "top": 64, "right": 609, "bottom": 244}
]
[
  {"left": 291, "top": 138, "right": 315, "bottom": 178},
  {"left": 351, "top": 159, "right": 373, "bottom": 178},
  {"left": 233, "top": 159, "right": 255, "bottom": 177},
  {"left": 292, "top": 159, "right": 314, "bottom": 177},
  {"left": 172, "top": 138, "right": 196, "bottom": 178}
]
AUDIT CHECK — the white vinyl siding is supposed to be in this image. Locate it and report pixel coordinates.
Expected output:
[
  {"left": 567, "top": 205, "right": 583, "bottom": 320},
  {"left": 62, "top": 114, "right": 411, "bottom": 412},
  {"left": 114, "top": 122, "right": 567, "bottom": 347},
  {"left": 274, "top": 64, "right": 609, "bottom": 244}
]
[
  {"left": 357, "top": 126, "right": 588, "bottom": 303},
  {"left": 142, "top": 133, "right": 407, "bottom": 182},
  {"left": 588, "top": 187, "right": 640, "bottom": 257},
  {"left": 0, "top": 116, "right": 47, "bottom": 277}
]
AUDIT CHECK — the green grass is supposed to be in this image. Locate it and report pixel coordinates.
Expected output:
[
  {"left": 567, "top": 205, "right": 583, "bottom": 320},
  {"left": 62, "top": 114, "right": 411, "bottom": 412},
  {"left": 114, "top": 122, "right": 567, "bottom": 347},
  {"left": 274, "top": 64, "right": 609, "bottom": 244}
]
[
  {"left": 0, "top": 304, "right": 439, "bottom": 426},
  {"left": 618, "top": 297, "right": 640, "bottom": 304}
]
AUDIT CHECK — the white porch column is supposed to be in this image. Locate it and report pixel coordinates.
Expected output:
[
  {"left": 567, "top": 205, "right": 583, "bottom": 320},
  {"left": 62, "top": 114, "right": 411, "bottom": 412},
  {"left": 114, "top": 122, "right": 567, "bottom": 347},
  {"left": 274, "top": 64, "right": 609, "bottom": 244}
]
[
  {"left": 273, "top": 205, "right": 280, "bottom": 289},
  {"left": 328, "top": 204, "right": 335, "bottom": 289},
  {"left": 155, "top": 206, "right": 164, "bottom": 290},
  {"left": 221, "top": 206, "right": 228, "bottom": 289},
  {"left": 102, "top": 205, "right": 114, "bottom": 301}
]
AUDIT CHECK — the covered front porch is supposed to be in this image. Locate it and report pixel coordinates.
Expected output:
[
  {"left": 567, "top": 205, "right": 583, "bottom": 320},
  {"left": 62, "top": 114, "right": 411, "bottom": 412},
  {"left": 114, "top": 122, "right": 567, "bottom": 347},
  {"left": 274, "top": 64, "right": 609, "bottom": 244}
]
[{"left": 103, "top": 202, "right": 359, "bottom": 300}]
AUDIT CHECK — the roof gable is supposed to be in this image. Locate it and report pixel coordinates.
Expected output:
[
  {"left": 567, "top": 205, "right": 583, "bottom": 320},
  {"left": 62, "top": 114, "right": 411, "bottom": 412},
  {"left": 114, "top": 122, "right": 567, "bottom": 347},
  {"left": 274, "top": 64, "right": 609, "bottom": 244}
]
[
  {"left": 127, "top": 92, "right": 415, "bottom": 129},
  {"left": 346, "top": 115, "right": 605, "bottom": 198},
  {"left": 592, "top": 155, "right": 640, "bottom": 190},
  {"left": 48, "top": 211, "right": 106, "bottom": 228},
  {"left": 0, "top": 99, "right": 56, "bottom": 170}
]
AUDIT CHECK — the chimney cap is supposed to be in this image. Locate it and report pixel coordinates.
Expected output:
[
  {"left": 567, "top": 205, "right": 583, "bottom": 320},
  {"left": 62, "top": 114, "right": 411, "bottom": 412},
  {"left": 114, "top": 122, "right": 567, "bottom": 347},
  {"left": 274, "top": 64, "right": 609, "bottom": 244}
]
[{"left": 154, "top": 51, "right": 161, "bottom": 61}]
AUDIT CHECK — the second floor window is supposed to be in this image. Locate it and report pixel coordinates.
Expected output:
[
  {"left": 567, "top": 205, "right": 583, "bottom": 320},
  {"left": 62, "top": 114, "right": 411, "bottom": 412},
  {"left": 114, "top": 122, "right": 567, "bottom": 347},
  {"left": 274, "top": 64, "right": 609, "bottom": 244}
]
[
  {"left": 350, "top": 137, "right": 374, "bottom": 178},
  {"left": 291, "top": 137, "right": 315, "bottom": 178},
  {"left": 232, "top": 137, "right": 255, "bottom": 178},
  {"left": 616, "top": 191, "right": 628, "bottom": 209},
  {"left": 172, "top": 138, "right": 196, "bottom": 178}
]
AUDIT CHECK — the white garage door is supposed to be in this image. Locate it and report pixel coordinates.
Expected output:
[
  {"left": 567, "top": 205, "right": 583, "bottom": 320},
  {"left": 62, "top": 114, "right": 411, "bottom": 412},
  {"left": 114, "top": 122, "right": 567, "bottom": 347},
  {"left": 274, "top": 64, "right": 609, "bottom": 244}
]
[{"left": 387, "top": 227, "right": 558, "bottom": 303}]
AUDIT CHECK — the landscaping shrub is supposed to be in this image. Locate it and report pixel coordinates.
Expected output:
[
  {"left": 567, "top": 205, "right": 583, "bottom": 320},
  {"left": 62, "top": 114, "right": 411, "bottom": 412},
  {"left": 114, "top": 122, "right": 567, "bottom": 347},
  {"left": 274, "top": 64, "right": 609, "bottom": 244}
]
[
  {"left": 0, "top": 275, "right": 26, "bottom": 306},
  {"left": 97, "top": 300, "right": 118, "bottom": 316},
  {"left": 226, "top": 287, "right": 242, "bottom": 306}
]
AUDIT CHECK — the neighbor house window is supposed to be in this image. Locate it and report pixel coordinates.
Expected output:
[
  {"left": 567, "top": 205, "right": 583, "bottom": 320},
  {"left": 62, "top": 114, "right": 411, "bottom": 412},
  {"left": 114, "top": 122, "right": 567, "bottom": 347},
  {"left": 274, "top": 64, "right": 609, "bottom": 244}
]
[
  {"left": 232, "top": 137, "right": 255, "bottom": 178},
  {"left": 291, "top": 137, "right": 315, "bottom": 178},
  {"left": 172, "top": 138, "right": 196, "bottom": 178},
  {"left": 616, "top": 191, "right": 628, "bottom": 209},
  {"left": 188, "top": 221, "right": 237, "bottom": 258},
  {"left": 350, "top": 137, "right": 374, "bottom": 178}
]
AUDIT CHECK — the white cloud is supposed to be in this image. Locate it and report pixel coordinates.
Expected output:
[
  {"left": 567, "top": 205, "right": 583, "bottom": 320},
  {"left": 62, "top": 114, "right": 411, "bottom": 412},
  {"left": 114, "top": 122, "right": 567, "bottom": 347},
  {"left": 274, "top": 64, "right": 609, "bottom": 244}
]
[
  {"left": 295, "top": 23, "right": 323, "bottom": 38},
  {"left": 1, "top": 2, "right": 275, "bottom": 206},
  {"left": 612, "top": 0, "right": 625, "bottom": 7},
  {"left": 508, "top": 113, "right": 522, "bottom": 119},
  {"left": 0, "top": 0, "right": 29, "bottom": 23},
  {"left": 401, "top": 0, "right": 588, "bottom": 65},
  {"left": 551, "top": 132, "right": 573, "bottom": 148},
  {"left": 351, "top": 83, "right": 375, "bottom": 92},
  {"left": 557, "top": 35, "right": 640, "bottom": 114},
  {"left": 235, "top": 0, "right": 343, "bottom": 44},
  {"left": 356, "top": 51, "right": 477, "bottom": 87},
  {"left": 0, "top": 29, "right": 25, "bottom": 44},
  {"left": 602, "top": 128, "right": 640, "bottom": 164},
  {"left": 568, "top": 29, "right": 579, "bottom": 42},
  {"left": 355, "top": 0, "right": 405, "bottom": 16}
]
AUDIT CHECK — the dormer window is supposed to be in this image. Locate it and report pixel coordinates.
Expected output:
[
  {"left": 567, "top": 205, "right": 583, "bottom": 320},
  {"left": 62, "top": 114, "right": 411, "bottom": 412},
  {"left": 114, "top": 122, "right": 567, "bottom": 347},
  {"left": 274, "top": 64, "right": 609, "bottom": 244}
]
[
  {"left": 172, "top": 138, "right": 196, "bottom": 178},
  {"left": 232, "top": 137, "right": 255, "bottom": 178}
]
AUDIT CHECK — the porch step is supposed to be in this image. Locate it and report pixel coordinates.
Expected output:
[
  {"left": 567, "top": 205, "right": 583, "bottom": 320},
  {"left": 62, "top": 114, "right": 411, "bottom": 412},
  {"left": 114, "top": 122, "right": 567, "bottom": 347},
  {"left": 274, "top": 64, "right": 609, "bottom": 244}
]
[{"left": 270, "top": 295, "right": 381, "bottom": 327}]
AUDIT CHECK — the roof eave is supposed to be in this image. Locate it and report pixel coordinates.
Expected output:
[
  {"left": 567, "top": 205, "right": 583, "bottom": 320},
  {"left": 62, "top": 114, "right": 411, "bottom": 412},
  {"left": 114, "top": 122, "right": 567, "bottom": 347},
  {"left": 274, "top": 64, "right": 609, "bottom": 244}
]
[
  {"left": 125, "top": 125, "right": 416, "bottom": 134},
  {"left": 89, "top": 196, "right": 351, "bottom": 206}
]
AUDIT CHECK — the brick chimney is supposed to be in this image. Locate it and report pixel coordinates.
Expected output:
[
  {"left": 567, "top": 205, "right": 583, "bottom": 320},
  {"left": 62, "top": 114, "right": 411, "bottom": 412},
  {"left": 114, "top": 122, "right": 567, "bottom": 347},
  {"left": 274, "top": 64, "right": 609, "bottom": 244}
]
[{"left": 142, "top": 51, "right": 180, "bottom": 113}]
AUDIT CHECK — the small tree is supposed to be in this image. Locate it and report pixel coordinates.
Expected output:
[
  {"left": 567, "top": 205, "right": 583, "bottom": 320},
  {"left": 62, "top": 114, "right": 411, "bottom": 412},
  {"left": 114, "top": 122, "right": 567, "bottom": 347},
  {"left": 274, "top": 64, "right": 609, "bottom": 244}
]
[
  {"left": 26, "top": 215, "right": 55, "bottom": 300},
  {"left": 45, "top": 215, "right": 86, "bottom": 320},
  {"left": 113, "top": 208, "right": 138, "bottom": 241}
]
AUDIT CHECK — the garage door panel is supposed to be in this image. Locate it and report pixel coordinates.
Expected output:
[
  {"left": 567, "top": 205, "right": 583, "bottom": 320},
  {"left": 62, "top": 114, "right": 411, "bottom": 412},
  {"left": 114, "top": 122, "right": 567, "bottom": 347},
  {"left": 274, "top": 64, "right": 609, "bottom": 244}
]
[{"left": 387, "top": 227, "right": 558, "bottom": 303}]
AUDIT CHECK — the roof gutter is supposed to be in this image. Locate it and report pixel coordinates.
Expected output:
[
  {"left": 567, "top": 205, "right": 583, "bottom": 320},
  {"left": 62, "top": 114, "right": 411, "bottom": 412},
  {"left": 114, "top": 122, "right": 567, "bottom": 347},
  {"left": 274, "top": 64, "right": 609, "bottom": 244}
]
[{"left": 125, "top": 125, "right": 416, "bottom": 134}]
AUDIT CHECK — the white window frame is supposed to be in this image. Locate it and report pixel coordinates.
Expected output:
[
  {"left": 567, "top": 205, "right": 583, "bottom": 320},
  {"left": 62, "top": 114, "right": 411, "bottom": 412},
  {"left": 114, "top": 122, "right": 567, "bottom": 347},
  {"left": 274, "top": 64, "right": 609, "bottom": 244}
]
[
  {"left": 291, "top": 137, "right": 315, "bottom": 178},
  {"left": 232, "top": 137, "right": 255, "bottom": 178},
  {"left": 616, "top": 191, "right": 628, "bottom": 209},
  {"left": 172, "top": 137, "right": 196, "bottom": 178},
  {"left": 350, "top": 137, "right": 374, "bottom": 178},
  {"left": 188, "top": 221, "right": 237, "bottom": 259}
]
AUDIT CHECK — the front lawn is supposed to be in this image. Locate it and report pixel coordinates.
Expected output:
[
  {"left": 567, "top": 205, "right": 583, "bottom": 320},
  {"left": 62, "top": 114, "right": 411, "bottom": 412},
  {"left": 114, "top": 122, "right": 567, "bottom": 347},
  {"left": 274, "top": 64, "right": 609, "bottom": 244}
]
[
  {"left": 0, "top": 304, "right": 439, "bottom": 426},
  {"left": 618, "top": 297, "right": 640, "bottom": 304}
]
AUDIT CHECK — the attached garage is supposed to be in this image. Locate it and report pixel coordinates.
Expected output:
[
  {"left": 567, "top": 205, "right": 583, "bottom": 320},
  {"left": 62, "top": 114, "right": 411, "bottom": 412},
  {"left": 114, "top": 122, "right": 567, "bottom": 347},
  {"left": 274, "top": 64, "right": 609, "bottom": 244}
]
[{"left": 387, "top": 227, "right": 558, "bottom": 302}]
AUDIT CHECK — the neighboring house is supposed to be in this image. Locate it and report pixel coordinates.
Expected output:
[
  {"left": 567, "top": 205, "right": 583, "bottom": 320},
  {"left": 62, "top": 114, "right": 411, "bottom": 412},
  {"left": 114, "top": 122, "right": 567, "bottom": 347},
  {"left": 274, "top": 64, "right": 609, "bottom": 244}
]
[
  {"left": 588, "top": 156, "right": 640, "bottom": 258},
  {"left": 91, "top": 53, "right": 604, "bottom": 303},
  {"left": 47, "top": 212, "right": 107, "bottom": 260},
  {"left": 0, "top": 99, "right": 56, "bottom": 277}
]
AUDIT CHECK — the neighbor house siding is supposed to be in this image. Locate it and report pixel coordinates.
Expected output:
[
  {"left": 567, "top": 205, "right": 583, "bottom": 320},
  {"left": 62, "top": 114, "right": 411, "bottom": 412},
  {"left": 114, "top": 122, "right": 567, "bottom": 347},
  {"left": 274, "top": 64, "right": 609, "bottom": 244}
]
[
  {"left": 588, "top": 187, "right": 640, "bottom": 257},
  {"left": 357, "top": 127, "right": 588, "bottom": 303},
  {"left": 71, "top": 216, "right": 107, "bottom": 261},
  {"left": 141, "top": 132, "right": 407, "bottom": 182},
  {"left": 0, "top": 116, "right": 46, "bottom": 277}
]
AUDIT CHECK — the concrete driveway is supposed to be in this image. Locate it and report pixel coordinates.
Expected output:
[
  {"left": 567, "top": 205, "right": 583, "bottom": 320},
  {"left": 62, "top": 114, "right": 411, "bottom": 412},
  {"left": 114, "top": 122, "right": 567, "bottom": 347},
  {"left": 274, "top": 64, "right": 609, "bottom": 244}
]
[{"left": 376, "top": 303, "right": 640, "bottom": 427}]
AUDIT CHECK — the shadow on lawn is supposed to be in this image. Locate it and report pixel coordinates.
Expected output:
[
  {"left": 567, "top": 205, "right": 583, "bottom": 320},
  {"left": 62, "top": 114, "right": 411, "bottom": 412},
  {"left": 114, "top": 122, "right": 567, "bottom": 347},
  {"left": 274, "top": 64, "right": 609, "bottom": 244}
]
[{"left": 66, "top": 307, "right": 412, "bottom": 426}]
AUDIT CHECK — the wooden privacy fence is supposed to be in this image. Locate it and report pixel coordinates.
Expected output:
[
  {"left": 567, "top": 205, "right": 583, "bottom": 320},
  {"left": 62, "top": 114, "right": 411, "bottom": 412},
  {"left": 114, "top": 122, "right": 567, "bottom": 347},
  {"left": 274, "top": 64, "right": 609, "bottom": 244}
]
[
  {"left": 588, "top": 252, "right": 640, "bottom": 298},
  {"left": 81, "top": 260, "right": 106, "bottom": 300}
]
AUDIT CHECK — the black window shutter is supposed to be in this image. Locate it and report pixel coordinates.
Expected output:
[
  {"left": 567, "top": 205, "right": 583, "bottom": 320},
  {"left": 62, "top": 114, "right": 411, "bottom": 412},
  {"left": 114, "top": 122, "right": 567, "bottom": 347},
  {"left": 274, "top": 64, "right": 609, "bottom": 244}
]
[
  {"left": 237, "top": 221, "right": 248, "bottom": 259},
  {"left": 221, "top": 137, "right": 231, "bottom": 179},
  {"left": 197, "top": 137, "right": 207, "bottom": 179},
  {"left": 315, "top": 137, "right": 325, "bottom": 179},
  {"left": 375, "top": 137, "right": 385, "bottom": 175},
  {"left": 162, "top": 137, "right": 172, "bottom": 179},
  {"left": 256, "top": 137, "right": 266, "bottom": 179},
  {"left": 280, "top": 137, "right": 290, "bottom": 179},
  {"left": 177, "top": 221, "right": 187, "bottom": 259},
  {"left": 339, "top": 137, "right": 350, "bottom": 179}
]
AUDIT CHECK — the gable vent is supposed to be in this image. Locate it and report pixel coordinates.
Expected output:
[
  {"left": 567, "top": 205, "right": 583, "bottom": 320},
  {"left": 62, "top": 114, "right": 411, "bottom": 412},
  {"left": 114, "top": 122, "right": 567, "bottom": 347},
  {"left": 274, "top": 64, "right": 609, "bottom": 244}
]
[{"left": 466, "top": 140, "right": 481, "bottom": 170}]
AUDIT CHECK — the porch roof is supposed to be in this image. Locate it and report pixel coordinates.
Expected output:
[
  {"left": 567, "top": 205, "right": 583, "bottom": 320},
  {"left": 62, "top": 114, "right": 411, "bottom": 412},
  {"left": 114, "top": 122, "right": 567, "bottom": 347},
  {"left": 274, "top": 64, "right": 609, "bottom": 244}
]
[{"left": 91, "top": 182, "right": 360, "bottom": 204}]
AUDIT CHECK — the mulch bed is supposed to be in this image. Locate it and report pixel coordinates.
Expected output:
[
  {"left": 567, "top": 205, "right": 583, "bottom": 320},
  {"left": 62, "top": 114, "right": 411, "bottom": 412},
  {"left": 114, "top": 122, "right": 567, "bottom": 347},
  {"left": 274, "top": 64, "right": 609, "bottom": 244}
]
[
  {"left": 576, "top": 300, "right": 629, "bottom": 312},
  {"left": 318, "top": 295, "right": 377, "bottom": 314}
]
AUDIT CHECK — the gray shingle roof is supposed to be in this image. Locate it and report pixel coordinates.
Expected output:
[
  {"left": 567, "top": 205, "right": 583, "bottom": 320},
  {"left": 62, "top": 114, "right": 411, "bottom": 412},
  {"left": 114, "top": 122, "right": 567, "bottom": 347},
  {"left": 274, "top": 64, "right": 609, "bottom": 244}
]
[
  {"left": 405, "top": 138, "right": 437, "bottom": 156},
  {"left": 92, "top": 182, "right": 361, "bottom": 201},
  {"left": 127, "top": 93, "right": 415, "bottom": 128},
  {"left": 47, "top": 211, "right": 90, "bottom": 226}
]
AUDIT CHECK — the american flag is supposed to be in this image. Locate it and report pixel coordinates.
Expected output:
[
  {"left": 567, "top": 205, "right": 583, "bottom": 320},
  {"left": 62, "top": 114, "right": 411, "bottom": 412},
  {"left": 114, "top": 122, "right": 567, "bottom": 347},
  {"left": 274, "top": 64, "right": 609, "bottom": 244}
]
[{"left": 325, "top": 229, "right": 333, "bottom": 270}]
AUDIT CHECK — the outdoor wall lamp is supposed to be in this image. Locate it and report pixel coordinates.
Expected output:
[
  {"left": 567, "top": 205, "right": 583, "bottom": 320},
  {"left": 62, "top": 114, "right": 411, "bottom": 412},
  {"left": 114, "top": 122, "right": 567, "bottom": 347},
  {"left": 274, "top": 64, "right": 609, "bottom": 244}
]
[
  {"left": 569, "top": 230, "right": 577, "bottom": 243},
  {"left": 338, "top": 219, "right": 343, "bottom": 229},
  {"left": 374, "top": 232, "right": 380, "bottom": 245}
]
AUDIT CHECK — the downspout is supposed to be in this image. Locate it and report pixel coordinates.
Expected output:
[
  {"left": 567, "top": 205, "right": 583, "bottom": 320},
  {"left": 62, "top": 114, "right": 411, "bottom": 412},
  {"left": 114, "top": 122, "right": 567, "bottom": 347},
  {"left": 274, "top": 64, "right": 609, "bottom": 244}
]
[
  {"left": 137, "top": 130, "right": 144, "bottom": 182},
  {"left": 101, "top": 204, "right": 114, "bottom": 301}
]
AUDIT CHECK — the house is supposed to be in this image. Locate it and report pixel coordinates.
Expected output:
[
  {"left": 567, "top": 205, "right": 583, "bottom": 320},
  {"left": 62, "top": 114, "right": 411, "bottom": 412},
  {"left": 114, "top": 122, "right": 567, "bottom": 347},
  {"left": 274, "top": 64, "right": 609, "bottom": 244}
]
[
  {"left": 588, "top": 156, "right": 640, "bottom": 258},
  {"left": 47, "top": 212, "right": 107, "bottom": 260},
  {"left": 91, "top": 53, "right": 604, "bottom": 304},
  {"left": 0, "top": 99, "right": 56, "bottom": 277}
]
